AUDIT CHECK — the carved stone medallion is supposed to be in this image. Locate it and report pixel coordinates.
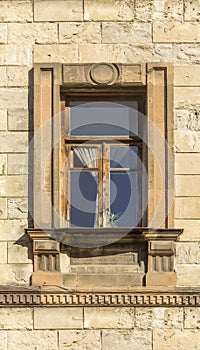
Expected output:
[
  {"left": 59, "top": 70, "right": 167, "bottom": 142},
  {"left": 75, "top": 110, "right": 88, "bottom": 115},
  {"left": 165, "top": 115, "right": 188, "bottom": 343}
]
[{"left": 88, "top": 63, "right": 119, "bottom": 85}]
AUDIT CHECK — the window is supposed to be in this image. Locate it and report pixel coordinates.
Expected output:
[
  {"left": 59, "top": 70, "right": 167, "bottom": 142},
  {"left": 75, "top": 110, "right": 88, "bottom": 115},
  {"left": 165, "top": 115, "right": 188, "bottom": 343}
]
[{"left": 62, "top": 96, "right": 147, "bottom": 228}]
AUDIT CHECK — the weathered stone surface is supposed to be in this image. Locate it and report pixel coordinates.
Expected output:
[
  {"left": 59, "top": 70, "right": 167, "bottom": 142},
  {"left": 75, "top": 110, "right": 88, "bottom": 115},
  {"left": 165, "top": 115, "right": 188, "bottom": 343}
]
[
  {"left": 176, "top": 243, "right": 200, "bottom": 264},
  {"left": 153, "top": 329, "right": 200, "bottom": 350},
  {"left": 0, "top": 331, "right": 7, "bottom": 350},
  {"left": 0, "top": 198, "right": 7, "bottom": 219},
  {"left": 59, "top": 330, "right": 101, "bottom": 350},
  {"left": 8, "top": 109, "right": 28, "bottom": 131},
  {"left": 7, "top": 153, "right": 28, "bottom": 175},
  {"left": 184, "top": 0, "right": 200, "bottom": 21},
  {"left": 8, "top": 23, "right": 58, "bottom": 44},
  {"left": 7, "top": 330, "right": 58, "bottom": 350},
  {"left": 34, "top": 44, "right": 78, "bottom": 63},
  {"left": 135, "top": 307, "right": 183, "bottom": 329},
  {"left": 34, "top": 0, "right": 82, "bottom": 22},
  {"left": 175, "top": 87, "right": 200, "bottom": 108},
  {"left": 175, "top": 175, "right": 200, "bottom": 196},
  {"left": 0, "top": 67, "right": 6, "bottom": 86},
  {"left": 0, "top": 1, "right": 32, "bottom": 22},
  {"left": 84, "top": 307, "right": 135, "bottom": 329},
  {"left": 0, "top": 219, "right": 27, "bottom": 241},
  {"left": 175, "top": 131, "right": 200, "bottom": 152},
  {"left": 0, "top": 242, "right": 7, "bottom": 263},
  {"left": 102, "top": 330, "right": 152, "bottom": 350},
  {"left": 0, "top": 308, "right": 32, "bottom": 330},
  {"left": 0, "top": 109, "right": 7, "bottom": 130},
  {"left": 7, "top": 67, "right": 29, "bottom": 87},
  {"left": 102, "top": 23, "right": 152, "bottom": 44},
  {"left": 184, "top": 308, "right": 200, "bottom": 329},
  {"left": 0, "top": 132, "right": 28, "bottom": 152},
  {"left": 0, "top": 89, "right": 28, "bottom": 109},
  {"left": 177, "top": 265, "right": 200, "bottom": 286},
  {"left": 175, "top": 109, "right": 200, "bottom": 132},
  {"left": 84, "top": 0, "right": 134, "bottom": 21},
  {"left": 175, "top": 197, "right": 200, "bottom": 219},
  {"left": 174, "top": 66, "right": 200, "bottom": 86},
  {"left": 79, "top": 44, "right": 125, "bottom": 63},
  {"left": 34, "top": 307, "right": 83, "bottom": 329},
  {"left": 153, "top": 22, "right": 200, "bottom": 43},
  {"left": 175, "top": 220, "right": 200, "bottom": 241},
  {"left": 0, "top": 45, "right": 32, "bottom": 65},
  {"left": 0, "top": 154, "right": 7, "bottom": 175},
  {"left": 8, "top": 241, "right": 31, "bottom": 264},
  {"left": 135, "top": 0, "right": 183, "bottom": 22},
  {"left": 0, "top": 24, "right": 7, "bottom": 44},
  {"left": 59, "top": 22, "right": 101, "bottom": 44},
  {"left": 0, "top": 263, "right": 32, "bottom": 284},
  {"left": 0, "top": 175, "right": 27, "bottom": 197}
]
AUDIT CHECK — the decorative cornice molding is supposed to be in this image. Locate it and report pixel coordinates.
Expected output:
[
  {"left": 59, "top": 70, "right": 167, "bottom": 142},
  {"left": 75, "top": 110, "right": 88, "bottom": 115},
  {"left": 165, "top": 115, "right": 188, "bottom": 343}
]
[{"left": 0, "top": 287, "right": 199, "bottom": 307}]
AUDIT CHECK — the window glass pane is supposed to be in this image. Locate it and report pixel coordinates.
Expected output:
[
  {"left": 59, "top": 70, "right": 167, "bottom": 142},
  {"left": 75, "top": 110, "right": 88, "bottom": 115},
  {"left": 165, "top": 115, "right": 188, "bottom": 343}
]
[
  {"left": 110, "top": 171, "right": 138, "bottom": 227},
  {"left": 73, "top": 147, "right": 97, "bottom": 168},
  {"left": 70, "top": 101, "right": 138, "bottom": 136},
  {"left": 110, "top": 146, "right": 138, "bottom": 169},
  {"left": 70, "top": 170, "right": 98, "bottom": 227}
]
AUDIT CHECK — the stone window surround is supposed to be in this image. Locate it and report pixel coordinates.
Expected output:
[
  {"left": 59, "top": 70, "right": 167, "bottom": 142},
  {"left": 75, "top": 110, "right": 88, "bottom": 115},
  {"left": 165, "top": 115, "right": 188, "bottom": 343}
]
[{"left": 27, "top": 62, "right": 183, "bottom": 289}]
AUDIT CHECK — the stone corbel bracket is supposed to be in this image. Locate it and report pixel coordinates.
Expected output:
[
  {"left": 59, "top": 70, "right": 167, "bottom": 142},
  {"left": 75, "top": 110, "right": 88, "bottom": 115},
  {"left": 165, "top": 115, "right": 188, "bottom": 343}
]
[
  {"left": 27, "top": 230, "right": 62, "bottom": 286},
  {"left": 145, "top": 229, "right": 182, "bottom": 286}
]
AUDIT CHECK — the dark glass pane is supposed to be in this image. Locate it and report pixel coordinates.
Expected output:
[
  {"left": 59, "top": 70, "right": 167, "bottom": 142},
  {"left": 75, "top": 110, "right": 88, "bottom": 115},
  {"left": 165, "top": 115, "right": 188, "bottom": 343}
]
[
  {"left": 110, "top": 171, "right": 138, "bottom": 227},
  {"left": 70, "top": 102, "right": 138, "bottom": 136},
  {"left": 110, "top": 146, "right": 138, "bottom": 168},
  {"left": 70, "top": 170, "right": 98, "bottom": 227}
]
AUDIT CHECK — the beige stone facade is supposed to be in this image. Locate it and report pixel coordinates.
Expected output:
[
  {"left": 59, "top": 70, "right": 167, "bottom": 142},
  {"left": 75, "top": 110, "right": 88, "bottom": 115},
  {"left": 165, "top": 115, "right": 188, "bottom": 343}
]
[{"left": 0, "top": 0, "right": 200, "bottom": 349}]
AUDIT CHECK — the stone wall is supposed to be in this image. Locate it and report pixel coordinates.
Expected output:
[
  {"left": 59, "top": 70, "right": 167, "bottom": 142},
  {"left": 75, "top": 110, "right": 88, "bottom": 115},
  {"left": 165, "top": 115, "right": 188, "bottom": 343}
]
[{"left": 0, "top": 1, "right": 200, "bottom": 349}]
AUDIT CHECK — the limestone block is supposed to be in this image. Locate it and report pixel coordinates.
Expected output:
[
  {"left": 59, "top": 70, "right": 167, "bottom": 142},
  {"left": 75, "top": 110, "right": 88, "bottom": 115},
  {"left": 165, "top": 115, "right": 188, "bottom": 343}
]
[
  {"left": 59, "top": 23, "right": 101, "bottom": 44},
  {"left": 175, "top": 109, "right": 200, "bottom": 132},
  {"left": 135, "top": 307, "right": 183, "bottom": 329},
  {"left": 176, "top": 243, "right": 200, "bottom": 264},
  {"left": 8, "top": 23, "right": 58, "bottom": 44},
  {"left": 0, "top": 331, "right": 7, "bottom": 350},
  {"left": 34, "top": 308, "right": 83, "bottom": 330},
  {"left": 8, "top": 241, "right": 31, "bottom": 264},
  {"left": 184, "top": 0, "right": 200, "bottom": 21},
  {"left": 0, "top": 1, "right": 32, "bottom": 22},
  {"left": 0, "top": 175, "right": 28, "bottom": 197},
  {"left": 0, "top": 198, "right": 7, "bottom": 219},
  {"left": 175, "top": 87, "right": 200, "bottom": 108},
  {"left": 174, "top": 131, "right": 200, "bottom": 153},
  {"left": 34, "top": 0, "right": 82, "bottom": 21},
  {"left": 175, "top": 220, "right": 200, "bottom": 241},
  {"left": 154, "top": 43, "right": 200, "bottom": 64},
  {"left": 153, "top": 22, "right": 200, "bottom": 43},
  {"left": 175, "top": 175, "right": 200, "bottom": 196},
  {"left": 0, "top": 89, "right": 28, "bottom": 109},
  {"left": 0, "top": 263, "right": 32, "bottom": 285},
  {"left": 0, "top": 24, "right": 7, "bottom": 44},
  {"left": 0, "top": 110, "right": 7, "bottom": 130},
  {"left": 8, "top": 153, "right": 28, "bottom": 175},
  {"left": 125, "top": 44, "right": 154, "bottom": 63},
  {"left": 59, "top": 330, "right": 101, "bottom": 350},
  {"left": 135, "top": 0, "right": 183, "bottom": 22},
  {"left": 102, "top": 330, "right": 152, "bottom": 350},
  {"left": 153, "top": 329, "right": 200, "bottom": 350},
  {"left": 177, "top": 265, "right": 200, "bottom": 286},
  {"left": 0, "top": 308, "right": 32, "bottom": 330},
  {"left": 0, "top": 154, "right": 7, "bottom": 175},
  {"left": 0, "top": 132, "right": 28, "bottom": 152},
  {"left": 102, "top": 23, "right": 152, "bottom": 44},
  {"left": 174, "top": 66, "right": 200, "bottom": 86},
  {"left": 8, "top": 109, "right": 28, "bottom": 131},
  {"left": 0, "top": 242, "right": 7, "bottom": 263},
  {"left": 84, "top": 0, "right": 134, "bottom": 21},
  {"left": 0, "top": 45, "right": 32, "bottom": 65},
  {"left": 7, "top": 67, "right": 29, "bottom": 87},
  {"left": 0, "top": 219, "right": 27, "bottom": 241},
  {"left": 79, "top": 44, "right": 125, "bottom": 63},
  {"left": 7, "top": 331, "right": 58, "bottom": 350},
  {"left": 184, "top": 308, "right": 200, "bottom": 329},
  {"left": 84, "top": 307, "right": 135, "bottom": 329},
  {"left": 175, "top": 197, "right": 200, "bottom": 219},
  {"left": 34, "top": 44, "right": 78, "bottom": 63},
  {"left": 0, "top": 67, "right": 6, "bottom": 86}
]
